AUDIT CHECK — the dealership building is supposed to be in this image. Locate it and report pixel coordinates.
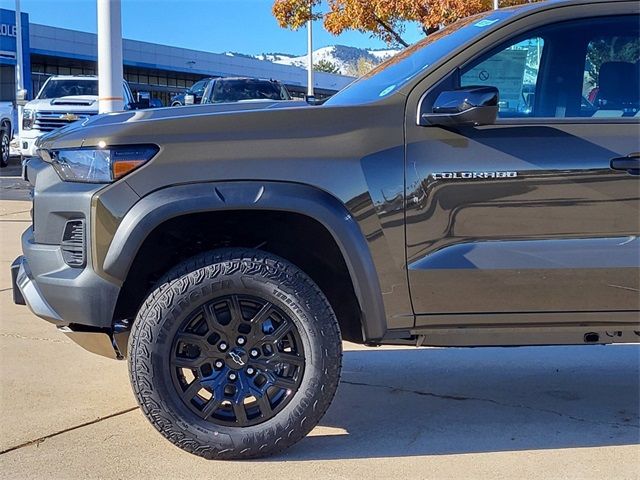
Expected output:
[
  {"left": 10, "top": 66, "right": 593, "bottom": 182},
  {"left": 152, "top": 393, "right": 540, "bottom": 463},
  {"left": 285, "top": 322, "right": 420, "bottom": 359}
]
[{"left": 0, "top": 8, "right": 353, "bottom": 106}]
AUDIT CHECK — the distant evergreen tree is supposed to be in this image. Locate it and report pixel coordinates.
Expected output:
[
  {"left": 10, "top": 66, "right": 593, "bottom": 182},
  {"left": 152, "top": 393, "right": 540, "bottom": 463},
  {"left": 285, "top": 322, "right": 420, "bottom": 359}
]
[{"left": 314, "top": 59, "right": 341, "bottom": 74}]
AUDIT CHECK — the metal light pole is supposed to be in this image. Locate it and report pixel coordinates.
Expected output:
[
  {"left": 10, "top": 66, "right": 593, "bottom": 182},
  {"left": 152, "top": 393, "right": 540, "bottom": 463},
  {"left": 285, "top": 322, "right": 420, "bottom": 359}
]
[
  {"left": 306, "top": 2, "right": 314, "bottom": 100},
  {"left": 15, "top": 0, "right": 27, "bottom": 139},
  {"left": 97, "top": 0, "right": 124, "bottom": 113},
  {"left": 14, "top": 0, "right": 24, "bottom": 97},
  {"left": 493, "top": 0, "right": 499, "bottom": 9}
]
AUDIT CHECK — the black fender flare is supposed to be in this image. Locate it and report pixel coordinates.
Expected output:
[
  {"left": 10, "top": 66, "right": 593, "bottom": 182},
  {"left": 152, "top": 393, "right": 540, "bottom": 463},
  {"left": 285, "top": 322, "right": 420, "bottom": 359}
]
[{"left": 103, "top": 181, "right": 387, "bottom": 341}]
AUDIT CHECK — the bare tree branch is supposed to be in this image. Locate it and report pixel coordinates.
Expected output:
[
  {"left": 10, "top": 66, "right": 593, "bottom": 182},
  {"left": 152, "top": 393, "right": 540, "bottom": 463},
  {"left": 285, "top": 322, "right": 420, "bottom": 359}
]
[{"left": 373, "top": 15, "right": 409, "bottom": 47}]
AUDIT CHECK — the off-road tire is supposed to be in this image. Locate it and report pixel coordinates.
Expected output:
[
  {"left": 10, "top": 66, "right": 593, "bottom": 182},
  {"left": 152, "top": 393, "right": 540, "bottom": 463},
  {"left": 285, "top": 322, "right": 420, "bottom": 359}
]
[{"left": 128, "top": 248, "right": 342, "bottom": 459}]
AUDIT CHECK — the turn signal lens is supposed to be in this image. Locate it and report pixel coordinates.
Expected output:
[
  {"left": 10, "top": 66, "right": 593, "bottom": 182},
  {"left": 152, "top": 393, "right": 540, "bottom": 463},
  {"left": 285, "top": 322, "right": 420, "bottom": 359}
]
[
  {"left": 110, "top": 146, "right": 159, "bottom": 180},
  {"left": 113, "top": 159, "right": 147, "bottom": 179}
]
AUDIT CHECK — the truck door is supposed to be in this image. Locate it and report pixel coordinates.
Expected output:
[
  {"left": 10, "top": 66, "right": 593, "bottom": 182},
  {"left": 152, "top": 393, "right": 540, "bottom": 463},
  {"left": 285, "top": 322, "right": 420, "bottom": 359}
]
[{"left": 404, "top": 14, "right": 640, "bottom": 323}]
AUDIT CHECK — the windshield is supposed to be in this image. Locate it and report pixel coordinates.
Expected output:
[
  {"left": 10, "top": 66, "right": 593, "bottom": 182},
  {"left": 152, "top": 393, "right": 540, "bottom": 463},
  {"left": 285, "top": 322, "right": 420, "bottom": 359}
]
[
  {"left": 210, "top": 79, "right": 291, "bottom": 103},
  {"left": 189, "top": 79, "right": 208, "bottom": 94},
  {"left": 326, "top": 10, "right": 514, "bottom": 105},
  {"left": 38, "top": 79, "right": 98, "bottom": 99}
]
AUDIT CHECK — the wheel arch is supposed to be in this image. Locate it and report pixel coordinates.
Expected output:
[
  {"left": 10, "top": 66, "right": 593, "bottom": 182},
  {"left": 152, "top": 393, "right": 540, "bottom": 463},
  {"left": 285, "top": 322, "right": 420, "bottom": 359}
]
[{"left": 102, "top": 181, "right": 387, "bottom": 341}]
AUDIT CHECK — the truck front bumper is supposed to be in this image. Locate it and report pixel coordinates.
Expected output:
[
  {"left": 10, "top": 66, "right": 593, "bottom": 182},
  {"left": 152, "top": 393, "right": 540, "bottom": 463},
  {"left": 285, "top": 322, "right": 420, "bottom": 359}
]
[
  {"left": 11, "top": 229, "right": 128, "bottom": 359},
  {"left": 19, "top": 131, "right": 41, "bottom": 158},
  {"left": 11, "top": 255, "right": 61, "bottom": 323}
]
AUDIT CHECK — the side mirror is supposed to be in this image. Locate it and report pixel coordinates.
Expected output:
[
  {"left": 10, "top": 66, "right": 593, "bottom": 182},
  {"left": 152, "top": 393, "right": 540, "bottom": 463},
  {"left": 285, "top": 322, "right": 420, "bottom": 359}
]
[
  {"left": 184, "top": 94, "right": 195, "bottom": 105},
  {"left": 304, "top": 95, "right": 326, "bottom": 106},
  {"left": 16, "top": 88, "right": 28, "bottom": 106},
  {"left": 133, "top": 91, "right": 151, "bottom": 109},
  {"left": 420, "top": 86, "right": 499, "bottom": 127},
  {"left": 128, "top": 101, "right": 150, "bottom": 110}
]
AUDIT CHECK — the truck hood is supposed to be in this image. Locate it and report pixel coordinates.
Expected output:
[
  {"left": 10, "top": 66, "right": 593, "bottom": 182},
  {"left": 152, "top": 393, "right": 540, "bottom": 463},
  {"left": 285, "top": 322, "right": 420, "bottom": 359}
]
[
  {"left": 37, "top": 100, "right": 312, "bottom": 148},
  {"left": 25, "top": 96, "right": 98, "bottom": 112},
  {"left": 87, "top": 100, "right": 309, "bottom": 128}
]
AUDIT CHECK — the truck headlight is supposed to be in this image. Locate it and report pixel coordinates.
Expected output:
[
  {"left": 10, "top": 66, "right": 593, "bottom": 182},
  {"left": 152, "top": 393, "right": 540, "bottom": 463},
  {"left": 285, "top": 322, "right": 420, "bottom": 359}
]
[
  {"left": 22, "top": 109, "right": 34, "bottom": 130},
  {"left": 48, "top": 145, "right": 159, "bottom": 183}
]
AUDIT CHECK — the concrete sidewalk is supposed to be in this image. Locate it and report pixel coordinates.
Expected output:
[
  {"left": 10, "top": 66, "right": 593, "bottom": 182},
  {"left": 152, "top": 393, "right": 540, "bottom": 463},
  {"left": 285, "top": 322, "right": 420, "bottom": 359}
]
[{"left": 0, "top": 200, "right": 639, "bottom": 479}]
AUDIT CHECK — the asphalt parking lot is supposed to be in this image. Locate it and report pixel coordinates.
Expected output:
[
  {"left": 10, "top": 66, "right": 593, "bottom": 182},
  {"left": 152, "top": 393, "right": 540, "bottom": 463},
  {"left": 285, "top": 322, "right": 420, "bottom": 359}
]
[
  {"left": 0, "top": 162, "right": 30, "bottom": 202},
  {"left": 0, "top": 161, "right": 639, "bottom": 479}
]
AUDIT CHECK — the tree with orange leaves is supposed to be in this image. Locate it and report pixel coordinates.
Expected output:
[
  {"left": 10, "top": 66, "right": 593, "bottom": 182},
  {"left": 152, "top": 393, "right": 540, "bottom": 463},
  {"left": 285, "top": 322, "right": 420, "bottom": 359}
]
[{"left": 272, "top": 0, "right": 538, "bottom": 47}]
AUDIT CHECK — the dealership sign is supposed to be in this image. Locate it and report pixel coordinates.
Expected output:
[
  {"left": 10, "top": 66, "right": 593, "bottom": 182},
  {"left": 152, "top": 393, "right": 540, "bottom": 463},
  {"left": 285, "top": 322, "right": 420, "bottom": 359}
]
[
  {"left": 0, "top": 9, "right": 29, "bottom": 61},
  {"left": 0, "top": 23, "right": 17, "bottom": 38},
  {"left": 0, "top": 8, "right": 32, "bottom": 97}
]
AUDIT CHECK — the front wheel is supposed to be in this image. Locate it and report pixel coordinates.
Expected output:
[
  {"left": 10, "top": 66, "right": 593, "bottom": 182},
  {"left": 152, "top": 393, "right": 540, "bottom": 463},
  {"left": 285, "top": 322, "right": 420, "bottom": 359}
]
[
  {"left": 128, "top": 248, "right": 342, "bottom": 459},
  {"left": 0, "top": 129, "right": 9, "bottom": 168}
]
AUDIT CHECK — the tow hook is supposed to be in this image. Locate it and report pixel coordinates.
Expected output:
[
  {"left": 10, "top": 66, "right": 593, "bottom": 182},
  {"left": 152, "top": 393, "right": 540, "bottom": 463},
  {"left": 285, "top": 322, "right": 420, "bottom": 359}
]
[{"left": 583, "top": 332, "right": 600, "bottom": 343}]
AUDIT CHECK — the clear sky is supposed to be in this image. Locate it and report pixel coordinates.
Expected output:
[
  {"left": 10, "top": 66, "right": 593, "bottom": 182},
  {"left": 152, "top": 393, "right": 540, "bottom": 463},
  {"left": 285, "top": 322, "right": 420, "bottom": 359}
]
[{"left": 16, "top": 0, "right": 424, "bottom": 56}]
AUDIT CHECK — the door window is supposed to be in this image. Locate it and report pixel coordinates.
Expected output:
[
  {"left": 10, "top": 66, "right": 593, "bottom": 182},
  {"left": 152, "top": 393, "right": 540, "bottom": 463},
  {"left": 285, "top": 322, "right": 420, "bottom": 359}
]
[
  {"left": 459, "top": 15, "right": 639, "bottom": 119},
  {"left": 582, "top": 35, "right": 640, "bottom": 117},
  {"left": 461, "top": 37, "right": 544, "bottom": 118}
]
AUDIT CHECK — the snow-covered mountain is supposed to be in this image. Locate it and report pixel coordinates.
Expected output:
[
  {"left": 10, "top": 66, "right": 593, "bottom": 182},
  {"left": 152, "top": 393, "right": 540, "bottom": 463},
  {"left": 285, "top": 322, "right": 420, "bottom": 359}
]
[{"left": 228, "top": 45, "right": 400, "bottom": 76}]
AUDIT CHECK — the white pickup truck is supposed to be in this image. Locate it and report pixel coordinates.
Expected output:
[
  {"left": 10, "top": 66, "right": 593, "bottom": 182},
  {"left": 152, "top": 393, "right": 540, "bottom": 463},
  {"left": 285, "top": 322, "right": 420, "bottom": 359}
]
[
  {"left": 19, "top": 75, "right": 138, "bottom": 158},
  {"left": 0, "top": 101, "right": 16, "bottom": 168}
]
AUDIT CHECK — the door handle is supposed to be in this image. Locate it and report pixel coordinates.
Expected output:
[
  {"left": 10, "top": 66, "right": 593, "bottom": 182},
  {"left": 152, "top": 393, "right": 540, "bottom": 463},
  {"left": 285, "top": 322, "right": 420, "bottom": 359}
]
[{"left": 610, "top": 153, "right": 640, "bottom": 175}]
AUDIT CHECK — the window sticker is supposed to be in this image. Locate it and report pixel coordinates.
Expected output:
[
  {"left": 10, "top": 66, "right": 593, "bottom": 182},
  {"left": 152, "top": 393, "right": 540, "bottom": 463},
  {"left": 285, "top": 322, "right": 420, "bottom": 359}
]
[
  {"left": 461, "top": 49, "right": 528, "bottom": 112},
  {"left": 474, "top": 19, "right": 499, "bottom": 28},
  {"left": 379, "top": 85, "right": 396, "bottom": 97}
]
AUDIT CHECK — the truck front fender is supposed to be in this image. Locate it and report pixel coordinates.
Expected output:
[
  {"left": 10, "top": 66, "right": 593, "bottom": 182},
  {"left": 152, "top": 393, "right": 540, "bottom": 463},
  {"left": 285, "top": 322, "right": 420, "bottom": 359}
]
[{"left": 102, "top": 181, "right": 387, "bottom": 341}]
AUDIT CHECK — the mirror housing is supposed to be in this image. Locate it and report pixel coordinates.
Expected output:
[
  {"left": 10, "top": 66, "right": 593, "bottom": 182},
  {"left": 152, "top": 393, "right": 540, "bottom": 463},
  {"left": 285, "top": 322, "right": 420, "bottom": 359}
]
[
  {"left": 184, "top": 94, "right": 195, "bottom": 105},
  {"left": 421, "top": 86, "right": 499, "bottom": 127},
  {"left": 16, "top": 88, "right": 28, "bottom": 106},
  {"left": 128, "top": 101, "right": 150, "bottom": 110},
  {"left": 304, "top": 95, "right": 326, "bottom": 106},
  {"left": 133, "top": 91, "right": 151, "bottom": 109}
]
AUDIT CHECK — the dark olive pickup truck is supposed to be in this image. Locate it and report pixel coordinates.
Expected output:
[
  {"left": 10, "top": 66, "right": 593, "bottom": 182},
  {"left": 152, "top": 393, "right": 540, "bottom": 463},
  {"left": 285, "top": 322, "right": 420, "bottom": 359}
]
[{"left": 12, "top": 0, "right": 640, "bottom": 460}]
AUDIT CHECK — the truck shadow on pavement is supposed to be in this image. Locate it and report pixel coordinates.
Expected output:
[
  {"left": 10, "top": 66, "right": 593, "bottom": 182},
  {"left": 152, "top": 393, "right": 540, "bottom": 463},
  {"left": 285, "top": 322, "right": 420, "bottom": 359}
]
[{"left": 279, "top": 345, "right": 640, "bottom": 460}]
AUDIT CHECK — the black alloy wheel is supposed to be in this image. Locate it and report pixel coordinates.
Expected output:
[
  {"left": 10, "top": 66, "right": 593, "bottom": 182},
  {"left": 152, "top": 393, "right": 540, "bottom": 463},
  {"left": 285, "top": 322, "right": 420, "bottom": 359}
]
[{"left": 170, "top": 294, "right": 305, "bottom": 427}]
